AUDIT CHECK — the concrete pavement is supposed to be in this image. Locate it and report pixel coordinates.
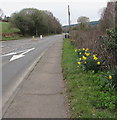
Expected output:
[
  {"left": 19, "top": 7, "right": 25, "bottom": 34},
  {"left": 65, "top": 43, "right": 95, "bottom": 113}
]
[{"left": 3, "top": 39, "right": 70, "bottom": 118}]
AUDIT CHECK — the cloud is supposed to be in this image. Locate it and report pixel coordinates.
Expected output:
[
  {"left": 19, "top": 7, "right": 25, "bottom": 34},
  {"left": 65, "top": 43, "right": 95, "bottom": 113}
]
[{"left": 0, "top": 0, "right": 108, "bottom": 25}]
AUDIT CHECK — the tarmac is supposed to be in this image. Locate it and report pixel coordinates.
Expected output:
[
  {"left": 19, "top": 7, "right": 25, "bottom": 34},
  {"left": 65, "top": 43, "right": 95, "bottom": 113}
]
[{"left": 3, "top": 39, "right": 70, "bottom": 118}]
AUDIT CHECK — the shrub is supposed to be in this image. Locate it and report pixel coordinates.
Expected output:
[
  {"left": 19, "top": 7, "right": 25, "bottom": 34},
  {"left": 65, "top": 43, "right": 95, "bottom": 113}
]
[
  {"left": 98, "top": 28, "right": 117, "bottom": 67},
  {"left": 76, "top": 48, "right": 102, "bottom": 73}
]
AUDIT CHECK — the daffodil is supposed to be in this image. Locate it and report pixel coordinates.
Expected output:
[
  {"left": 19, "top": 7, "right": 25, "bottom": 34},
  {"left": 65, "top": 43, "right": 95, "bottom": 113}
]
[
  {"left": 79, "top": 58, "right": 82, "bottom": 60},
  {"left": 85, "top": 48, "right": 89, "bottom": 51},
  {"left": 79, "top": 52, "right": 82, "bottom": 55},
  {"left": 94, "top": 56, "right": 98, "bottom": 60},
  {"left": 93, "top": 55, "right": 97, "bottom": 57},
  {"left": 77, "top": 62, "right": 81, "bottom": 65},
  {"left": 82, "top": 56, "right": 87, "bottom": 60},
  {"left": 75, "top": 49, "right": 77, "bottom": 52},
  {"left": 97, "top": 61, "right": 100, "bottom": 65},
  {"left": 82, "top": 48, "right": 85, "bottom": 50},
  {"left": 109, "top": 75, "right": 112, "bottom": 79},
  {"left": 85, "top": 53, "right": 90, "bottom": 56},
  {"left": 84, "top": 61, "right": 87, "bottom": 64}
]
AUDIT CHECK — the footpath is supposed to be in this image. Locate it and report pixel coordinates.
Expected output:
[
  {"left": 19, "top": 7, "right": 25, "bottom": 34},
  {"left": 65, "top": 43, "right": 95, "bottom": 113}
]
[{"left": 3, "top": 39, "right": 70, "bottom": 118}]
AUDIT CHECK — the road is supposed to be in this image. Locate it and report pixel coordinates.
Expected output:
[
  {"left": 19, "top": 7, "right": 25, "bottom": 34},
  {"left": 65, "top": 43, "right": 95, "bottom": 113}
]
[{"left": 1, "top": 35, "right": 63, "bottom": 110}]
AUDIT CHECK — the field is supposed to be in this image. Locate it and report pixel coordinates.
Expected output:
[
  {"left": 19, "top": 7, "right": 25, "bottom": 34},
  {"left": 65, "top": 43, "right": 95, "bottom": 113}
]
[
  {"left": 0, "top": 22, "right": 20, "bottom": 33},
  {"left": 0, "top": 22, "right": 23, "bottom": 41}
]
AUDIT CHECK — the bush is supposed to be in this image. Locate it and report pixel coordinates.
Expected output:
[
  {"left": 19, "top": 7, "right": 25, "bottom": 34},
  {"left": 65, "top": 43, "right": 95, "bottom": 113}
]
[
  {"left": 99, "top": 28, "right": 117, "bottom": 67},
  {"left": 76, "top": 48, "right": 102, "bottom": 73}
]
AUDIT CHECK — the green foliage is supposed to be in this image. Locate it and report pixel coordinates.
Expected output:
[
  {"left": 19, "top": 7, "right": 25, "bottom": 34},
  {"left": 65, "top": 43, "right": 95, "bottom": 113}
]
[
  {"left": 90, "top": 91, "right": 116, "bottom": 110},
  {"left": 107, "top": 67, "right": 117, "bottom": 88},
  {"left": 88, "top": 73, "right": 116, "bottom": 111},
  {"left": 0, "top": 22, "right": 20, "bottom": 33},
  {"left": 10, "top": 8, "right": 62, "bottom": 36},
  {"left": 62, "top": 39, "right": 117, "bottom": 118}
]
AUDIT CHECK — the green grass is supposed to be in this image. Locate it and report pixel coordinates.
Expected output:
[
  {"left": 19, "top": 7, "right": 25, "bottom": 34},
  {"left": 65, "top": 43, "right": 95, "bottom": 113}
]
[
  {"left": 1, "top": 36, "right": 25, "bottom": 41},
  {"left": 0, "top": 22, "right": 20, "bottom": 33},
  {"left": 0, "top": 22, "right": 23, "bottom": 41},
  {"left": 62, "top": 39, "right": 117, "bottom": 118}
]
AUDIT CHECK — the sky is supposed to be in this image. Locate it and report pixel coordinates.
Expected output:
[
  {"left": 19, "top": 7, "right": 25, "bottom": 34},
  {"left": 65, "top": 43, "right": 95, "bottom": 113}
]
[{"left": 0, "top": 0, "right": 109, "bottom": 25}]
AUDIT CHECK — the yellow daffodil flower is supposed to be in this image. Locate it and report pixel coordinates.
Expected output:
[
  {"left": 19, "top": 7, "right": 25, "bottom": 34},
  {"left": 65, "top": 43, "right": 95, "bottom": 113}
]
[
  {"left": 97, "top": 62, "right": 100, "bottom": 65},
  {"left": 82, "top": 48, "right": 85, "bottom": 50},
  {"left": 79, "top": 58, "right": 82, "bottom": 60},
  {"left": 109, "top": 75, "right": 112, "bottom": 79},
  {"left": 77, "top": 62, "right": 81, "bottom": 65},
  {"left": 82, "top": 56, "right": 87, "bottom": 60},
  {"left": 85, "top": 53, "right": 90, "bottom": 56},
  {"left": 79, "top": 52, "right": 82, "bottom": 55},
  {"left": 94, "top": 56, "right": 98, "bottom": 60},
  {"left": 85, "top": 48, "right": 89, "bottom": 51},
  {"left": 93, "top": 55, "right": 97, "bottom": 57}
]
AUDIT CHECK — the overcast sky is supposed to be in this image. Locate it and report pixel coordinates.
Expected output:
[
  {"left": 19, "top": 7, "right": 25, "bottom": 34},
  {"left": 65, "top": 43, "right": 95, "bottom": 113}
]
[{"left": 0, "top": 0, "right": 109, "bottom": 25}]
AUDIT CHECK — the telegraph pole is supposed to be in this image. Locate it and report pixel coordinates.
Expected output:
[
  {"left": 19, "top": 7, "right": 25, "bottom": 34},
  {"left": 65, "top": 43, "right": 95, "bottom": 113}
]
[
  {"left": 65, "top": 5, "right": 71, "bottom": 38},
  {"left": 68, "top": 5, "right": 71, "bottom": 33}
]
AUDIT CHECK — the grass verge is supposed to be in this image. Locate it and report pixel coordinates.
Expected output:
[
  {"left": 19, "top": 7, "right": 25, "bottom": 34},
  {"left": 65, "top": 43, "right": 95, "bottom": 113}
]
[
  {"left": 62, "top": 38, "right": 117, "bottom": 118},
  {"left": 1, "top": 36, "right": 25, "bottom": 41}
]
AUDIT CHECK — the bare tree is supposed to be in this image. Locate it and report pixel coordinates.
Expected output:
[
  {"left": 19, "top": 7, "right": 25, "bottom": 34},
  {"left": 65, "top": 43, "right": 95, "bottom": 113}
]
[
  {"left": 77, "top": 16, "right": 89, "bottom": 24},
  {"left": 77, "top": 16, "right": 90, "bottom": 30},
  {"left": 99, "top": 2, "right": 116, "bottom": 31}
]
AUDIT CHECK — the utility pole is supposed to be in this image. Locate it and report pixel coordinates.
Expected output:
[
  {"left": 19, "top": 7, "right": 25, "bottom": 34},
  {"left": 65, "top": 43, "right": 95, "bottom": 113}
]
[
  {"left": 68, "top": 5, "right": 71, "bottom": 33},
  {"left": 65, "top": 5, "right": 71, "bottom": 38}
]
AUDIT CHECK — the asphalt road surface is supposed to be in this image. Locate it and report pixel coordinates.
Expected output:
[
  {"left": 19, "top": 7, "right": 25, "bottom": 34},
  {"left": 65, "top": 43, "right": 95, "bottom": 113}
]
[{"left": 1, "top": 35, "right": 63, "bottom": 110}]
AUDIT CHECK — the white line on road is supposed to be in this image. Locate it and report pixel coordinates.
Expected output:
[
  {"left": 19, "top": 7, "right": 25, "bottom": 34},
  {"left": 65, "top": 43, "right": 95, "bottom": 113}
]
[
  {"left": 10, "top": 48, "right": 35, "bottom": 62},
  {"left": 1, "top": 48, "right": 35, "bottom": 57}
]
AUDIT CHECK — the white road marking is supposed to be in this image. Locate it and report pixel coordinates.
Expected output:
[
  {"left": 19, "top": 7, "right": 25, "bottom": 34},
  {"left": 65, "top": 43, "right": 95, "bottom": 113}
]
[
  {"left": 9, "top": 48, "right": 35, "bottom": 62},
  {"left": 2, "top": 48, "right": 35, "bottom": 57},
  {"left": 2, "top": 52, "right": 17, "bottom": 57},
  {"left": 10, "top": 54, "right": 25, "bottom": 61}
]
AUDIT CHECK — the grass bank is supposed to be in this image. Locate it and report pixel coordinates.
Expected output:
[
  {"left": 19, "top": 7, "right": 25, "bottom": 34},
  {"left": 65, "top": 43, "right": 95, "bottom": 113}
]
[
  {"left": 0, "top": 22, "right": 20, "bottom": 33},
  {"left": 0, "top": 21, "right": 23, "bottom": 41},
  {"left": 62, "top": 39, "right": 117, "bottom": 118}
]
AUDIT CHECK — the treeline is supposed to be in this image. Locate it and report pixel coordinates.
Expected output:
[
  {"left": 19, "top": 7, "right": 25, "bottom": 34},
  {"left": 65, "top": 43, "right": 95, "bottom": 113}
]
[
  {"left": 70, "top": 1, "right": 117, "bottom": 68},
  {"left": 10, "top": 8, "right": 62, "bottom": 36}
]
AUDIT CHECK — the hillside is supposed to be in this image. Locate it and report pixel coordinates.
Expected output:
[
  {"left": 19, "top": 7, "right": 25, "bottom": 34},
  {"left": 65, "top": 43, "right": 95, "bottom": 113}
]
[{"left": 63, "top": 21, "right": 99, "bottom": 28}]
